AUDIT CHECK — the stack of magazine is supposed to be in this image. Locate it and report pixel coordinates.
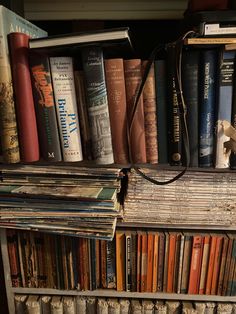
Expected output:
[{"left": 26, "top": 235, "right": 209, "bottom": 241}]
[
  {"left": 123, "top": 168, "right": 236, "bottom": 227},
  {"left": 0, "top": 165, "right": 125, "bottom": 240}
]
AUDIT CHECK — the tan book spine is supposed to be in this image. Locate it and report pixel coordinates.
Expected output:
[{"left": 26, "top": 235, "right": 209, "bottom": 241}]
[
  {"left": 141, "top": 232, "right": 148, "bottom": 292},
  {"left": 124, "top": 59, "right": 146, "bottom": 163},
  {"left": 104, "top": 58, "right": 129, "bottom": 164},
  {"left": 199, "top": 235, "right": 211, "bottom": 294},
  {"left": 152, "top": 232, "right": 159, "bottom": 292},
  {"left": 116, "top": 231, "right": 125, "bottom": 291},
  {"left": 142, "top": 61, "right": 158, "bottom": 164},
  {"left": 176, "top": 233, "right": 185, "bottom": 294},
  {"left": 180, "top": 234, "right": 193, "bottom": 294}
]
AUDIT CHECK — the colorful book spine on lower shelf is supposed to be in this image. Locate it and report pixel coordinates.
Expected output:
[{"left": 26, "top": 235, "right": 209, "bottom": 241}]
[
  {"left": 50, "top": 56, "right": 83, "bottom": 162},
  {"left": 81, "top": 46, "right": 114, "bottom": 165}
]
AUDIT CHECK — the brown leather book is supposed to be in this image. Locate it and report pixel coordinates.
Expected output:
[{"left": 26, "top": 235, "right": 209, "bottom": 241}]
[
  {"left": 146, "top": 231, "right": 154, "bottom": 292},
  {"left": 180, "top": 233, "right": 193, "bottom": 294},
  {"left": 8, "top": 32, "right": 40, "bottom": 162},
  {"left": 217, "top": 235, "right": 229, "bottom": 295},
  {"left": 157, "top": 232, "right": 165, "bottom": 292},
  {"left": 104, "top": 58, "right": 129, "bottom": 165},
  {"left": 222, "top": 235, "right": 234, "bottom": 295},
  {"left": 142, "top": 61, "right": 158, "bottom": 164},
  {"left": 124, "top": 59, "right": 146, "bottom": 164}
]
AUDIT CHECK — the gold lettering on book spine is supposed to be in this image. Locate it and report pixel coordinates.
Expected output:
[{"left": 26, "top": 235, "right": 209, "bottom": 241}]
[{"left": 0, "top": 79, "right": 20, "bottom": 163}]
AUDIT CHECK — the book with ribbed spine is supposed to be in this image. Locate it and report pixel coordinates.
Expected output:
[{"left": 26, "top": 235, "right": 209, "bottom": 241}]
[
  {"left": 0, "top": 5, "right": 47, "bottom": 163},
  {"left": 50, "top": 56, "right": 83, "bottom": 162},
  {"left": 29, "top": 51, "right": 62, "bottom": 162},
  {"left": 81, "top": 46, "right": 114, "bottom": 165}
]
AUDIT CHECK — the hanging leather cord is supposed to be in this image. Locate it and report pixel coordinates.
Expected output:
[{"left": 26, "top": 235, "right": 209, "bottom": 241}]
[{"left": 128, "top": 31, "right": 195, "bottom": 185}]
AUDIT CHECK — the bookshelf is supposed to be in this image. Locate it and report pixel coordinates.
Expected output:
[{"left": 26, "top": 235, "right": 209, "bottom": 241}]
[{"left": 2, "top": 2, "right": 236, "bottom": 314}]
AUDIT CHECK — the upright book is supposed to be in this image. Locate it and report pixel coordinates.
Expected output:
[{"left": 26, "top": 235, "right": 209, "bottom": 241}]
[
  {"left": 50, "top": 56, "right": 83, "bottom": 162},
  {"left": 0, "top": 5, "right": 47, "bottom": 163}
]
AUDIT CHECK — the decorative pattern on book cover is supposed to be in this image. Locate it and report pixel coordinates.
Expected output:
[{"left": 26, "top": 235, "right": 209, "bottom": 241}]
[
  {"left": 8, "top": 32, "right": 40, "bottom": 162},
  {"left": 50, "top": 56, "right": 83, "bottom": 162},
  {"left": 142, "top": 61, "right": 158, "bottom": 164},
  {"left": 124, "top": 59, "right": 146, "bottom": 164},
  {"left": 104, "top": 58, "right": 129, "bottom": 165},
  {"left": 215, "top": 50, "right": 235, "bottom": 168},
  {"left": 81, "top": 46, "right": 114, "bottom": 165},
  {"left": 182, "top": 49, "right": 199, "bottom": 167},
  {"left": 166, "top": 43, "right": 182, "bottom": 165},
  {"left": 29, "top": 51, "right": 62, "bottom": 162},
  {"left": 0, "top": 5, "right": 47, "bottom": 163}
]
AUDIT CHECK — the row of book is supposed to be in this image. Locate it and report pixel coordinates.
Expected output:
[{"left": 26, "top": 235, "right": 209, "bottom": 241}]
[
  {"left": 0, "top": 165, "right": 124, "bottom": 240},
  {"left": 15, "top": 295, "right": 236, "bottom": 314},
  {"left": 7, "top": 229, "right": 236, "bottom": 296},
  {"left": 14, "top": 295, "right": 236, "bottom": 314}
]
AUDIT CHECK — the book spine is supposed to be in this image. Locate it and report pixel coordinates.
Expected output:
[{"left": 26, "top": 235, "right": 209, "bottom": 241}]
[
  {"left": 199, "top": 235, "right": 210, "bottom": 294},
  {"left": 8, "top": 32, "right": 40, "bottom": 162},
  {"left": 125, "top": 234, "right": 132, "bottom": 291},
  {"left": 152, "top": 233, "right": 159, "bottom": 292},
  {"left": 142, "top": 61, "right": 158, "bottom": 164},
  {"left": 176, "top": 234, "right": 185, "bottom": 294},
  {"left": 155, "top": 60, "right": 168, "bottom": 164},
  {"left": 217, "top": 236, "right": 229, "bottom": 295},
  {"left": 157, "top": 232, "right": 165, "bottom": 292},
  {"left": 215, "top": 50, "right": 235, "bottom": 168},
  {"left": 100, "top": 240, "right": 107, "bottom": 289},
  {"left": 222, "top": 237, "right": 234, "bottom": 296},
  {"left": 29, "top": 51, "right": 62, "bottom": 161},
  {"left": 131, "top": 232, "right": 137, "bottom": 292},
  {"left": 167, "top": 43, "right": 182, "bottom": 165},
  {"left": 116, "top": 231, "right": 125, "bottom": 291},
  {"left": 166, "top": 233, "right": 176, "bottom": 293},
  {"left": 188, "top": 235, "right": 203, "bottom": 294},
  {"left": 50, "top": 56, "right": 83, "bottom": 162},
  {"left": 146, "top": 232, "right": 154, "bottom": 292},
  {"left": 104, "top": 58, "right": 129, "bottom": 164},
  {"left": 205, "top": 235, "right": 217, "bottom": 295},
  {"left": 6, "top": 229, "right": 21, "bottom": 287},
  {"left": 182, "top": 49, "right": 199, "bottom": 167},
  {"left": 90, "top": 239, "right": 96, "bottom": 290},
  {"left": 106, "top": 239, "right": 116, "bottom": 289},
  {"left": 199, "top": 49, "right": 217, "bottom": 167},
  {"left": 226, "top": 238, "right": 236, "bottom": 296},
  {"left": 211, "top": 235, "right": 224, "bottom": 295},
  {"left": 180, "top": 234, "right": 192, "bottom": 294},
  {"left": 124, "top": 59, "right": 146, "bottom": 164},
  {"left": 140, "top": 232, "right": 147, "bottom": 292},
  {"left": 73, "top": 70, "right": 92, "bottom": 161},
  {"left": 81, "top": 46, "right": 114, "bottom": 165}
]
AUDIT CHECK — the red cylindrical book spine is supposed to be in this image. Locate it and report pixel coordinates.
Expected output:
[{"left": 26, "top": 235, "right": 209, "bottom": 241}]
[{"left": 8, "top": 32, "right": 39, "bottom": 162}]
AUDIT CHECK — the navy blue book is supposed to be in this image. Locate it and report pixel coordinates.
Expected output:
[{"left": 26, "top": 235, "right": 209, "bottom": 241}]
[
  {"left": 166, "top": 43, "right": 182, "bottom": 165},
  {"left": 182, "top": 49, "right": 200, "bottom": 167},
  {"left": 199, "top": 49, "right": 218, "bottom": 167},
  {"left": 154, "top": 59, "right": 168, "bottom": 164}
]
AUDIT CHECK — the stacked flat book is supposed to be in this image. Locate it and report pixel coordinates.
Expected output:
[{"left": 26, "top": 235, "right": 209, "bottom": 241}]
[
  {"left": 0, "top": 165, "right": 125, "bottom": 240},
  {"left": 123, "top": 168, "right": 236, "bottom": 227}
]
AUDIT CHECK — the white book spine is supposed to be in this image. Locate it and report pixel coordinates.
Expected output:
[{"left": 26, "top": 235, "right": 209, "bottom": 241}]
[{"left": 50, "top": 56, "right": 83, "bottom": 162}]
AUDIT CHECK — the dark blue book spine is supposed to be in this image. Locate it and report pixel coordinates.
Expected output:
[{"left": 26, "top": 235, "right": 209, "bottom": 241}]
[
  {"left": 182, "top": 49, "right": 199, "bottom": 167},
  {"left": 154, "top": 60, "right": 168, "bottom": 164},
  {"left": 199, "top": 49, "right": 217, "bottom": 167},
  {"left": 166, "top": 43, "right": 182, "bottom": 165}
]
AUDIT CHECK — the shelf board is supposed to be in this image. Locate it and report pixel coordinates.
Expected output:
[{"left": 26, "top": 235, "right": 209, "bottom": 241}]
[{"left": 11, "top": 288, "right": 236, "bottom": 302}]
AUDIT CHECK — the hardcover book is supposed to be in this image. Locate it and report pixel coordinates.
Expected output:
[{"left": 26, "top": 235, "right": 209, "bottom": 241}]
[
  {"left": 8, "top": 32, "right": 40, "bottom": 162},
  {"left": 29, "top": 51, "right": 62, "bottom": 162},
  {"left": 81, "top": 46, "right": 114, "bottom": 165},
  {"left": 0, "top": 5, "right": 47, "bottom": 163},
  {"left": 50, "top": 56, "right": 83, "bottom": 162}
]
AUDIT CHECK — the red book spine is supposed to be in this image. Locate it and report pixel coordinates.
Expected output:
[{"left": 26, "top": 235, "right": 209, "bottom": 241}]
[{"left": 8, "top": 32, "right": 39, "bottom": 162}]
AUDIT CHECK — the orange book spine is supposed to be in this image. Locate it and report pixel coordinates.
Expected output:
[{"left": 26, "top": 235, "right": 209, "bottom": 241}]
[
  {"left": 146, "top": 232, "right": 154, "bottom": 292},
  {"left": 152, "top": 233, "right": 159, "bottom": 292},
  {"left": 211, "top": 235, "right": 224, "bottom": 295},
  {"left": 205, "top": 235, "right": 217, "bottom": 295},
  {"left": 116, "top": 231, "right": 125, "bottom": 291},
  {"left": 188, "top": 235, "right": 203, "bottom": 294},
  {"left": 167, "top": 233, "right": 177, "bottom": 293},
  {"left": 141, "top": 232, "right": 148, "bottom": 292}
]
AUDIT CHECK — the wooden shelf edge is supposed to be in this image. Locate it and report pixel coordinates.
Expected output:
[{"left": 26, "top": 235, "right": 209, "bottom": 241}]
[{"left": 11, "top": 288, "right": 236, "bottom": 302}]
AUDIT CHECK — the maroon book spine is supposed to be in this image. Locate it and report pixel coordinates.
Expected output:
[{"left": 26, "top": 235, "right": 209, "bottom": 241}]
[{"left": 8, "top": 32, "right": 39, "bottom": 162}]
